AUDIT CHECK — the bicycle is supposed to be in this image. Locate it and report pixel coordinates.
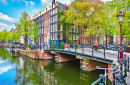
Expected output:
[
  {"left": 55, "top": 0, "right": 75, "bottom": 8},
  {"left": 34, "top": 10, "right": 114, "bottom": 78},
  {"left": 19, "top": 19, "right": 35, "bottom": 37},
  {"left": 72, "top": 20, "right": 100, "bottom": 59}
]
[{"left": 112, "top": 71, "right": 127, "bottom": 85}]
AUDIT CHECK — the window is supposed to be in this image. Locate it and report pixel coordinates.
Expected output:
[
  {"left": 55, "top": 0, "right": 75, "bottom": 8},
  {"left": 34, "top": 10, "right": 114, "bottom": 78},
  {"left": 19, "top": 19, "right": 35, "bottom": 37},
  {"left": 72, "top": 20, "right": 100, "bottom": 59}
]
[
  {"left": 59, "top": 16, "right": 62, "bottom": 20},
  {"left": 50, "top": 25, "right": 52, "bottom": 32},
  {"left": 76, "top": 28, "right": 78, "bottom": 33},
  {"left": 69, "top": 26, "right": 71, "bottom": 32},
  {"left": 55, "top": 8, "right": 57, "bottom": 13},
  {"left": 56, "top": 15, "right": 58, "bottom": 21},
  {"left": 51, "top": 10, "right": 52, "bottom": 15},
  {"left": 53, "top": 4, "right": 55, "bottom": 8},
  {"left": 53, "top": 25, "right": 55, "bottom": 32},
  {"left": 55, "top": 24, "right": 57, "bottom": 31},
  {"left": 53, "top": 9, "right": 55, "bottom": 14},
  {"left": 77, "top": 36, "right": 79, "bottom": 40},
  {"left": 51, "top": 17, "right": 52, "bottom": 23},
  {"left": 55, "top": 33, "right": 57, "bottom": 40},
  {"left": 53, "top": 17, "right": 55, "bottom": 22},
  {"left": 73, "top": 34, "right": 75, "bottom": 40},
  {"left": 51, "top": 34, "right": 53, "bottom": 40},
  {"left": 53, "top": 34, "right": 55, "bottom": 40},
  {"left": 42, "top": 28, "right": 43, "bottom": 34},
  {"left": 60, "top": 24, "right": 62, "bottom": 31},
  {"left": 59, "top": 33, "right": 63, "bottom": 40}
]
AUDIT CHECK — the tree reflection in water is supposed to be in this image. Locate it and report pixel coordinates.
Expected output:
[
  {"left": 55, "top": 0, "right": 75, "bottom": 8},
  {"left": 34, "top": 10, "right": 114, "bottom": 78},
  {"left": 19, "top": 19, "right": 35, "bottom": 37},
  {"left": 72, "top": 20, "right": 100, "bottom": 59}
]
[{"left": 0, "top": 48, "right": 104, "bottom": 85}]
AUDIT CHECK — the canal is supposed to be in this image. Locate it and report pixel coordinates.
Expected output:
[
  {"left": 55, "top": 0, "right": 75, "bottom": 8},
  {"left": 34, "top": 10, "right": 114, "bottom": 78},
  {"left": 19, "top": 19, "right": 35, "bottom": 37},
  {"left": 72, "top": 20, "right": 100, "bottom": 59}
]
[{"left": 0, "top": 48, "right": 105, "bottom": 85}]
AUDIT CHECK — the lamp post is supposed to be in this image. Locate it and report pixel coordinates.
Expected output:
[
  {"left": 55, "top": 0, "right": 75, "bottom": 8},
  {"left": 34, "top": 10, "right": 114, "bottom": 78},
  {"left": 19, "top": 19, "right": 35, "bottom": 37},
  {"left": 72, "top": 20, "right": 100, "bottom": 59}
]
[{"left": 116, "top": 11, "right": 125, "bottom": 62}]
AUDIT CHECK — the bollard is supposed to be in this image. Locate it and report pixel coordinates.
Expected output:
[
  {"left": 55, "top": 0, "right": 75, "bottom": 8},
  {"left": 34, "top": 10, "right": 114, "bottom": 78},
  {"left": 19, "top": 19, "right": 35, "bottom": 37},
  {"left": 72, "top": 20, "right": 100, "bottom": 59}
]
[
  {"left": 63, "top": 44, "right": 64, "bottom": 50},
  {"left": 69, "top": 44, "right": 70, "bottom": 51},
  {"left": 128, "top": 57, "right": 129, "bottom": 72},
  {"left": 82, "top": 44, "right": 84, "bottom": 54},
  {"left": 38, "top": 55, "right": 39, "bottom": 59},
  {"left": 120, "top": 62, "right": 123, "bottom": 76},
  {"left": 104, "top": 47, "right": 105, "bottom": 58},
  {"left": 118, "top": 50, "right": 119, "bottom": 61},
  {"left": 75, "top": 44, "right": 76, "bottom": 53},
  {"left": 92, "top": 46, "right": 93, "bottom": 57}
]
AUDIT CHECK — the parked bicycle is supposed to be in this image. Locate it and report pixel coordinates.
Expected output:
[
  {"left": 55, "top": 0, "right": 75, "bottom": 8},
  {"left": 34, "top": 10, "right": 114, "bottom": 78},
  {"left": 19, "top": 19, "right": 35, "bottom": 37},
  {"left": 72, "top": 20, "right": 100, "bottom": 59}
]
[{"left": 112, "top": 70, "right": 127, "bottom": 85}]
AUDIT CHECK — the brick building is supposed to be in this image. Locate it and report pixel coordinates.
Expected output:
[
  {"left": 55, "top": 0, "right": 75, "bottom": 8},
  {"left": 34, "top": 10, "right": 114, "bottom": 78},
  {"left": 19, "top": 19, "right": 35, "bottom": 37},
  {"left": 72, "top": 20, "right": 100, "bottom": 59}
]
[{"left": 43, "top": 3, "right": 51, "bottom": 46}]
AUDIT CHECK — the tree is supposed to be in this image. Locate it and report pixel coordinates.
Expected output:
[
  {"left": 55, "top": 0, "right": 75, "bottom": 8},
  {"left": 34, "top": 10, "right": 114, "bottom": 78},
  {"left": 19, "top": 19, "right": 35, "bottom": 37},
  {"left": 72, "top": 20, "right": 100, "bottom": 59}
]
[
  {"left": 29, "top": 22, "right": 39, "bottom": 40},
  {"left": 0, "top": 29, "right": 8, "bottom": 41},
  {"left": 109, "top": 0, "right": 130, "bottom": 39},
  {"left": 15, "top": 11, "right": 32, "bottom": 44},
  {"left": 62, "top": 0, "right": 106, "bottom": 44}
]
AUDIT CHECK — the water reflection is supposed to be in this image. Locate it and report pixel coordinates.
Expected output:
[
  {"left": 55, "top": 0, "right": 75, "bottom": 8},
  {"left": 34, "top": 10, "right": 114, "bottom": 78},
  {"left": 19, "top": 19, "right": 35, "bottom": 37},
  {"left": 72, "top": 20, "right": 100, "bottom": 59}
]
[{"left": 0, "top": 48, "right": 104, "bottom": 85}]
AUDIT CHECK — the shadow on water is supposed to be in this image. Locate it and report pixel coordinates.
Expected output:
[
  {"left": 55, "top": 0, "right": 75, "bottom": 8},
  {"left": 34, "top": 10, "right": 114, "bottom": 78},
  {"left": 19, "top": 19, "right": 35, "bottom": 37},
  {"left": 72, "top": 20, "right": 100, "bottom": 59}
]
[{"left": 0, "top": 48, "right": 106, "bottom": 85}]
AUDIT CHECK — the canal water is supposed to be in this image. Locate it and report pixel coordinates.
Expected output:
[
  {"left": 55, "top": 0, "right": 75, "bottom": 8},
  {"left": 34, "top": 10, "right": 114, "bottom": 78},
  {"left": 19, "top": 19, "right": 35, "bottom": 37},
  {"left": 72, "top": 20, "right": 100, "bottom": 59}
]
[{"left": 0, "top": 48, "right": 105, "bottom": 85}]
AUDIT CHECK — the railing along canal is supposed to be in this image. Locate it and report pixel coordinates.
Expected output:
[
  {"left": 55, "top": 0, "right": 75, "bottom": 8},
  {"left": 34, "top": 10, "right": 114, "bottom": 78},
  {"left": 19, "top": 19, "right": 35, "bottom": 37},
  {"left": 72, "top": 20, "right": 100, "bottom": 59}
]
[{"left": 91, "top": 54, "right": 129, "bottom": 85}]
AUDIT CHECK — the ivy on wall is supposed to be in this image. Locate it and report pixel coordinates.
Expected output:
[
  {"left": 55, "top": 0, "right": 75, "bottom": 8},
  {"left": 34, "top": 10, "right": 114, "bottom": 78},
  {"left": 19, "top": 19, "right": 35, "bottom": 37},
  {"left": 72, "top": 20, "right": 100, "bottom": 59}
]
[{"left": 57, "top": 5, "right": 80, "bottom": 44}]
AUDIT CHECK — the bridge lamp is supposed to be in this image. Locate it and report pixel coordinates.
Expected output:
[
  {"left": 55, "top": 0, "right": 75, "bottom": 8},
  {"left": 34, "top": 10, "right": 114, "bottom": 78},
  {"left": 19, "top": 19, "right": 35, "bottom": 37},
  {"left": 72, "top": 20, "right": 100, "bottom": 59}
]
[{"left": 116, "top": 11, "right": 125, "bottom": 63}]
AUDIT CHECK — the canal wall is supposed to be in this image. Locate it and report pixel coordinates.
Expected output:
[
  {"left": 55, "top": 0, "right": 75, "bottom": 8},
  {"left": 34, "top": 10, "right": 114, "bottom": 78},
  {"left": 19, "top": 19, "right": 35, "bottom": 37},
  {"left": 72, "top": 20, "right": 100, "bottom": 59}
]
[{"left": 20, "top": 50, "right": 55, "bottom": 60}]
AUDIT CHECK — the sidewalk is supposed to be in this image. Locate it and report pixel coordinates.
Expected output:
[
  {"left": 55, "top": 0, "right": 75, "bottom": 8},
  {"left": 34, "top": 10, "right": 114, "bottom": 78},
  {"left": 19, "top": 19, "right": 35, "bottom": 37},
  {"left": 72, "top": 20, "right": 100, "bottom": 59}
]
[{"left": 83, "top": 48, "right": 130, "bottom": 56}]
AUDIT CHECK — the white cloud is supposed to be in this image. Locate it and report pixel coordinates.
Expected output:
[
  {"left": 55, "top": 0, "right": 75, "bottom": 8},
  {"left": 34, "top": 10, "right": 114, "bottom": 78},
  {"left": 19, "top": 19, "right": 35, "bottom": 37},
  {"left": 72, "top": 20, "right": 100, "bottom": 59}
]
[
  {"left": 41, "top": 0, "right": 112, "bottom": 5},
  {"left": 0, "top": 12, "right": 15, "bottom": 23},
  {"left": 41, "top": 0, "right": 74, "bottom": 5},
  {"left": 0, "top": 23, "right": 8, "bottom": 27},
  {"left": 41, "top": 0, "right": 46, "bottom": 5},
  {"left": 0, "top": 0, "right": 8, "bottom": 5},
  {"left": 0, "top": 64, "right": 15, "bottom": 74},
  {"left": 17, "top": 0, "right": 28, "bottom": 6},
  {"left": 0, "top": 23, "right": 15, "bottom": 32},
  {"left": 0, "top": 59, "right": 8, "bottom": 64},
  {"left": 25, "top": 1, "right": 28, "bottom": 6},
  {"left": 30, "top": 1, "right": 35, "bottom": 6}
]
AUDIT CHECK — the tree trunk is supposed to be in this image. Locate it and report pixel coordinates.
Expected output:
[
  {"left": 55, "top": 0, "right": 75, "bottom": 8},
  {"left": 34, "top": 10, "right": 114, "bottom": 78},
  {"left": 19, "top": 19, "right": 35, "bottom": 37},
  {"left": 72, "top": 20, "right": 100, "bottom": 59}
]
[{"left": 106, "top": 33, "right": 107, "bottom": 47}]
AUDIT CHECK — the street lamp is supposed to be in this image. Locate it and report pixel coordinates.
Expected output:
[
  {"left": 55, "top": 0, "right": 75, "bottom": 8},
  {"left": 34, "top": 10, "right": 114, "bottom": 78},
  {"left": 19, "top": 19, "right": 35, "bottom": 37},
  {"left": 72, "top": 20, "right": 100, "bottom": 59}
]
[{"left": 116, "top": 11, "right": 125, "bottom": 62}]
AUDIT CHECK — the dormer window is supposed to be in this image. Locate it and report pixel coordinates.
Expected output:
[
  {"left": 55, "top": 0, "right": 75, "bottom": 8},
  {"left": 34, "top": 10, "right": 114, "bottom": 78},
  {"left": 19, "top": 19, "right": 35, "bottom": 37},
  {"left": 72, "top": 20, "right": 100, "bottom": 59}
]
[{"left": 46, "top": 8, "right": 47, "bottom": 11}]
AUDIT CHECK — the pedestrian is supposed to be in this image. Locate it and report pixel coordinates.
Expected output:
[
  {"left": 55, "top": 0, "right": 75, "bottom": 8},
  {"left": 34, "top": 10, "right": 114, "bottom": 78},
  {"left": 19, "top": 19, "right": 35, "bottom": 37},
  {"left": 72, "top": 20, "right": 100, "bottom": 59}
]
[
  {"left": 32, "top": 44, "right": 34, "bottom": 50},
  {"left": 20, "top": 46, "right": 22, "bottom": 49}
]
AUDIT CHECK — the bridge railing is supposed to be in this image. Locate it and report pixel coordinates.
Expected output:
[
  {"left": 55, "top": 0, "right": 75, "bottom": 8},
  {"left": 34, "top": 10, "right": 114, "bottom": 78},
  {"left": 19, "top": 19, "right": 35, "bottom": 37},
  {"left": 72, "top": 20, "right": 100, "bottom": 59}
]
[
  {"left": 43, "top": 43, "right": 120, "bottom": 60},
  {"left": 91, "top": 55, "right": 129, "bottom": 85}
]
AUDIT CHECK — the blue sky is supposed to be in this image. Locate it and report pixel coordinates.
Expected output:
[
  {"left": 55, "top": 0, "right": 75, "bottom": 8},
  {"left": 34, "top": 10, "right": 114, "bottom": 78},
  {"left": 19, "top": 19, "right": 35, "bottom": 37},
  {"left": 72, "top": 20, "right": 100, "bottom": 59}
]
[{"left": 0, "top": 0, "right": 112, "bottom": 32}]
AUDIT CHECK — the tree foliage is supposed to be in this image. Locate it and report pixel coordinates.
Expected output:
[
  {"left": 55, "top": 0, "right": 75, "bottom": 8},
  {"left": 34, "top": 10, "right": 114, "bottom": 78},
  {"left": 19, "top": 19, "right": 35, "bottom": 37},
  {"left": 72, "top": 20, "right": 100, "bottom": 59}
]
[
  {"left": 108, "top": 0, "right": 130, "bottom": 39},
  {"left": 15, "top": 11, "right": 32, "bottom": 43},
  {"left": 29, "top": 22, "right": 39, "bottom": 40}
]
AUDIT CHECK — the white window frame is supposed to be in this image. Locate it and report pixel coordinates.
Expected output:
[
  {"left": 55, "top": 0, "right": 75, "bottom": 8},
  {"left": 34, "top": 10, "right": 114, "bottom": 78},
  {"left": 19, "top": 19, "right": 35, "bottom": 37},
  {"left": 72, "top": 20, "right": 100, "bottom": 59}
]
[
  {"left": 53, "top": 25, "right": 55, "bottom": 32},
  {"left": 69, "top": 26, "right": 71, "bottom": 32},
  {"left": 60, "top": 24, "right": 62, "bottom": 31},
  {"left": 60, "top": 33, "right": 63, "bottom": 40},
  {"left": 55, "top": 24, "right": 57, "bottom": 31},
  {"left": 56, "top": 15, "right": 58, "bottom": 21},
  {"left": 55, "top": 8, "right": 57, "bottom": 14}
]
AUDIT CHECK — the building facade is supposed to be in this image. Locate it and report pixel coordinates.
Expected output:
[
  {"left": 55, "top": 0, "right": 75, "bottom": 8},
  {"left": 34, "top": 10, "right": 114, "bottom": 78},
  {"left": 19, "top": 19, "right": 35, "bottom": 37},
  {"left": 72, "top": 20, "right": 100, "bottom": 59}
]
[
  {"left": 43, "top": 4, "right": 51, "bottom": 46},
  {"left": 50, "top": 0, "right": 67, "bottom": 49}
]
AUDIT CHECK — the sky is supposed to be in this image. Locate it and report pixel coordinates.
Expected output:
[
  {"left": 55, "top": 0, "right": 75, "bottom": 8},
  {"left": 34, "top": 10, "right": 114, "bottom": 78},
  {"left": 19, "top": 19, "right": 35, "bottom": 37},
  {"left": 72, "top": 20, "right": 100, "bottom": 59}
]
[{"left": 0, "top": 0, "right": 112, "bottom": 32}]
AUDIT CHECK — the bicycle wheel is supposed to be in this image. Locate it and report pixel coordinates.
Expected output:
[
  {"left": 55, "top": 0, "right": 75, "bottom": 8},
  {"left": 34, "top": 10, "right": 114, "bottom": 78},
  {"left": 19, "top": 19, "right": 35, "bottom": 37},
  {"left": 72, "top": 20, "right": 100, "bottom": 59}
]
[{"left": 117, "top": 78, "right": 126, "bottom": 85}]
